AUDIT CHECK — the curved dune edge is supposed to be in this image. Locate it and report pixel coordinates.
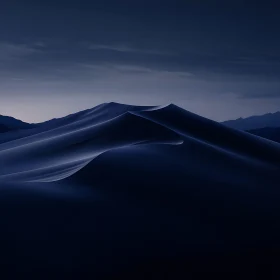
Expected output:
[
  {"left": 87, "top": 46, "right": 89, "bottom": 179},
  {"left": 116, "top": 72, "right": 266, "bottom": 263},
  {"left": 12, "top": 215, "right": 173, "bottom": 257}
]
[
  {"left": 0, "top": 139, "right": 184, "bottom": 183},
  {"left": 1, "top": 102, "right": 280, "bottom": 183},
  {"left": 0, "top": 110, "right": 184, "bottom": 182},
  {"left": 1, "top": 103, "right": 280, "bottom": 279}
]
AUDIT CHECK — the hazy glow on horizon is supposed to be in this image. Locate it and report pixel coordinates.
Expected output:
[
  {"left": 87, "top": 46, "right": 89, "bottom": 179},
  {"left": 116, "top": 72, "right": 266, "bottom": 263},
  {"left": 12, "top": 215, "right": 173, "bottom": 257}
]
[{"left": 1, "top": 1, "right": 280, "bottom": 122}]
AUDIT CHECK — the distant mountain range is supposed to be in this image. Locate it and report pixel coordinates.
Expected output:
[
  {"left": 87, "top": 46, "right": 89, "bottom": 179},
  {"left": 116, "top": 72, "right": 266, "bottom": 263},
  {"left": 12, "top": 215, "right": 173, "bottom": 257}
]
[
  {"left": 220, "top": 111, "right": 280, "bottom": 143},
  {"left": 2, "top": 107, "right": 280, "bottom": 144},
  {"left": 247, "top": 127, "right": 280, "bottom": 143},
  {"left": 3, "top": 109, "right": 280, "bottom": 133},
  {"left": 221, "top": 111, "right": 280, "bottom": 131},
  {"left": 0, "top": 114, "right": 36, "bottom": 133}
]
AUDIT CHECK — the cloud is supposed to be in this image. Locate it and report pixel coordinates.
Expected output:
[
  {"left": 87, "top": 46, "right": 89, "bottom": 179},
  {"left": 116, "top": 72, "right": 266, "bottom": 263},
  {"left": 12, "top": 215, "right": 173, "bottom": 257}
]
[
  {"left": 88, "top": 43, "right": 174, "bottom": 55},
  {"left": 238, "top": 90, "right": 280, "bottom": 99},
  {"left": 111, "top": 65, "right": 193, "bottom": 76},
  {"left": 79, "top": 63, "right": 193, "bottom": 77},
  {"left": 111, "top": 64, "right": 154, "bottom": 73},
  {"left": 33, "top": 41, "right": 47, "bottom": 48},
  {"left": 227, "top": 54, "right": 280, "bottom": 66},
  {"left": 0, "top": 42, "right": 40, "bottom": 60}
]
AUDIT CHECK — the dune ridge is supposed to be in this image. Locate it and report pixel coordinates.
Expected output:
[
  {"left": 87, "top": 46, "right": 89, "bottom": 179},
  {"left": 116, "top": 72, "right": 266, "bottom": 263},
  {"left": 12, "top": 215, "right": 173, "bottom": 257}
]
[
  {"left": 1, "top": 102, "right": 280, "bottom": 183},
  {"left": 1, "top": 102, "right": 280, "bottom": 279}
]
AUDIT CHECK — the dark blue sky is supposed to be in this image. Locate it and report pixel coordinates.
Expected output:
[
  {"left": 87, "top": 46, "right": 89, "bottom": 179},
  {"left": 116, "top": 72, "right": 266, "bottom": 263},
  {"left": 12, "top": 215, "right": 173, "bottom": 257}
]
[{"left": 1, "top": 0, "right": 280, "bottom": 122}]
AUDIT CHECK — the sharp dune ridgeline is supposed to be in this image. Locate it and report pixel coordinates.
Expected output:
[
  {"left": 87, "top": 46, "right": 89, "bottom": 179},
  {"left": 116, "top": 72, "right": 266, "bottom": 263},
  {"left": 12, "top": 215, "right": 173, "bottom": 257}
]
[{"left": 1, "top": 102, "right": 280, "bottom": 279}]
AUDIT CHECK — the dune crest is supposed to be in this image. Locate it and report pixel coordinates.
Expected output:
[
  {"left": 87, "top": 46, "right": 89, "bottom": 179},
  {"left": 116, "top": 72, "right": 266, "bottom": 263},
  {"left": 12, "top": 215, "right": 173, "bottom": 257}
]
[{"left": 1, "top": 103, "right": 280, "bottom": 279}]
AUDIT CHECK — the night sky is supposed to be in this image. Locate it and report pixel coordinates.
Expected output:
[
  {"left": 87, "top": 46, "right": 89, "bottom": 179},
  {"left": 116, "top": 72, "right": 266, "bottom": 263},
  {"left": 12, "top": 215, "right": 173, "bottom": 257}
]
[{"left": 1, "top": 0, "right": 280, "bottom": 122}]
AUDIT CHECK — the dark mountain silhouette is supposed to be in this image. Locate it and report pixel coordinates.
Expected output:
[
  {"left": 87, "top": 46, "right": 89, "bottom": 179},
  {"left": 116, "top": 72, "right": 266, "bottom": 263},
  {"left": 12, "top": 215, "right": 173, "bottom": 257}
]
[
  {"left": 248, "top": 126, "right": 280, "bottom": 143},
  {"left": 1, "top": 102, "right": 280, "bottom": 279},
  {"left": 222, "top": 111, "right": 280, "bottom": 130},
  {"left": 0, "top": 114, "right": 36, "bottom": 132}
]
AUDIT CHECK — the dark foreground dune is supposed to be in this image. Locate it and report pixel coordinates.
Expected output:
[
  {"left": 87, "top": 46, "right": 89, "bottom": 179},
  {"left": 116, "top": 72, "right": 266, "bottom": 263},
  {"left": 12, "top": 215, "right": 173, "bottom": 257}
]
[{"left": 1, "top": 102, "right": 280, "bottom": 279}]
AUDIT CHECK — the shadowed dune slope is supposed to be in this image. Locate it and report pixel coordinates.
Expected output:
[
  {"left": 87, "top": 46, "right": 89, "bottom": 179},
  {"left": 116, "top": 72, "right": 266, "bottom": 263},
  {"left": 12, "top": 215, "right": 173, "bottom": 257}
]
[{"left": 1, "top": 102, "right": 280, "bottom": 279}]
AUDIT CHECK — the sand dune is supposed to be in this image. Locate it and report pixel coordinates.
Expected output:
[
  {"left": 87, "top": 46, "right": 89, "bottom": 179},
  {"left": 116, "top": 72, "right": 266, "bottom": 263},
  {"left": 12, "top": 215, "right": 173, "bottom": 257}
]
[{"left": 1, "top": 102, "right": 280, "bottom": 279}]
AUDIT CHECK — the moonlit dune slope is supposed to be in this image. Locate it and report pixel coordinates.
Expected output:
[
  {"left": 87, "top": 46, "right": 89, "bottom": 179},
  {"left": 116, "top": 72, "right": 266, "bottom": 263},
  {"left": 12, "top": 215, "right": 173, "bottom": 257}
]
[{"left": 1, "top": 102, "right": 280, "bottom": 279}]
